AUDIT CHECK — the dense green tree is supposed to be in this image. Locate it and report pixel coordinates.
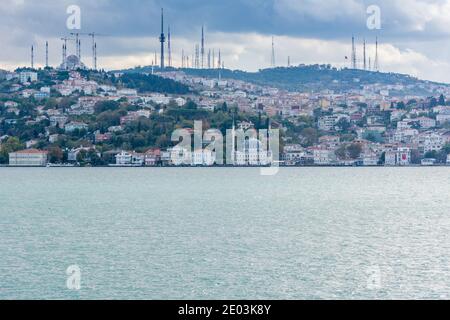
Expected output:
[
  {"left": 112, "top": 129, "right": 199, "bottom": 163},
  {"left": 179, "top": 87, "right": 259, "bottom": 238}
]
[
  {"left": 300, "top": 128, "right": 318, "bottom": 147},
  {"left": 0, "top": 137, "right": 24, "bottom": 164},
  {"left": 48, "top": 146, "right": 64, "bottom": 163}
]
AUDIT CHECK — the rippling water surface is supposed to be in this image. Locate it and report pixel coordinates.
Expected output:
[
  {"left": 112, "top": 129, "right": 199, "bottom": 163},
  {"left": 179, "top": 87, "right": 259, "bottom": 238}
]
[{"left": 1, "top": 167, "right": 450, "bottom": 300}]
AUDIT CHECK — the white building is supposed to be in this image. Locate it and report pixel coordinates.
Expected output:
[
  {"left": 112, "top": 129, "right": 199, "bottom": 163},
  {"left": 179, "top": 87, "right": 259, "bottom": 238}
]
[
  {"left": 420, "top": 133, "right": 445, "bottom": 154},
  {"left": 115, "top": 151, "right": 144, "bottom": 166},
  {"left": 232, "top": 138, "right": 273, "bottom": 166},
  {"left": 318, "top": 115, "right": 338, "bottom": 132},
  {"left": 192, "top": 149, "right": 216, "bottom": 166},
  {"left": 9, "top": 149, "right": 48, "bottom": 167},
  {"left": 362, "top": 152, "right": 379, "bottom": 166},
  {"left": 19, "top": 71, "right": 38, "bottom": 84},
  {"left": 417, "top": 117, "right": 436, "bottom": 129},
  {"left": 117, "top": 89, "right": 138, "bottom": 97},
  {"left": 313, "top": 148, "right": 337, "bottom": 165},
  {"left": 437, "top": 114, "right": 450, "bottom": 125},
  {"left": 65, "top": 122, "right": 89, "bottom": 133}
]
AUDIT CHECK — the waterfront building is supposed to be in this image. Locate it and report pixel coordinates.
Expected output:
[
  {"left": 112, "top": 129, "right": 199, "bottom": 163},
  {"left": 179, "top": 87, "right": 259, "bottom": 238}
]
[
  {"left": 421, "top": 158, "right": 437, "bottom": 166},
  {"left": 115, "top": 151, "right": 144, "bottom": 166},
  {"left": 313, "top": 147, "right": 337, "bottom": 166},
  {"left": 9, "top": 149, "right": 48, "bottom": 167},
  {"left": 362, "top": 152, "right": 379, "bottom": 166},
  {"left": 192, "top": 149, "right": 216, "bottom": 166},
  {"left": 232, "top": 138, "right": 273, "bottom": 166},
  {"left": 145, "top": 149, "right": 161, "bottom": 166},
  {"left": 385, "top": 147, "right": 411, "bottom": 166}
]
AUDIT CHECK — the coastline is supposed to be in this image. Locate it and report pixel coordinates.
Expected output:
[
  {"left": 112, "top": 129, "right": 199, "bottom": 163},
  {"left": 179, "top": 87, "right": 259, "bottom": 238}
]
[{"left": 1, "top": 164, "right": 449, "bottom": 168}]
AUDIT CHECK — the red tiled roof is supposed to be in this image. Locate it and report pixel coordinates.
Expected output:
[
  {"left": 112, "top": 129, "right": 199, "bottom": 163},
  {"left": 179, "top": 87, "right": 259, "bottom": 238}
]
[{"left": 14, "top": 149, "right": 48, "bottom": 154}]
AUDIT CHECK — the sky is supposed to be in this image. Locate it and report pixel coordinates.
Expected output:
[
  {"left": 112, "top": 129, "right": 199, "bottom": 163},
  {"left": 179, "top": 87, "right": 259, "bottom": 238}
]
[{"left": 2, "top": 0, "right": 450, "bottom": 83}]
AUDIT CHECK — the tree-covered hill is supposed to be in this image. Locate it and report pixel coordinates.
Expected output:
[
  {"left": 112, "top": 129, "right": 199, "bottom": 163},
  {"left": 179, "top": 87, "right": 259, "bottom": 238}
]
[
  {"left": 118, "top": 64, "right": 448, "bottom": 94},
  {"left": 113, "top": 73, "right": 191, "bottom": 95}
]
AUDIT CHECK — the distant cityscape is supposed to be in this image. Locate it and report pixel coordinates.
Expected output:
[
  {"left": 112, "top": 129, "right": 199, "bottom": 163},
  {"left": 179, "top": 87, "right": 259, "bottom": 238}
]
[{"left": 1, "top": 9, "right": 450, "bottom": 168}]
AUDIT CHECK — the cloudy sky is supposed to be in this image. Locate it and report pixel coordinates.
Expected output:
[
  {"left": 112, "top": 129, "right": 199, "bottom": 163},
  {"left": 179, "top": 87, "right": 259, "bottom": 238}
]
[{"left": 2, "top": 0, "right": 450, "bottom": 82}]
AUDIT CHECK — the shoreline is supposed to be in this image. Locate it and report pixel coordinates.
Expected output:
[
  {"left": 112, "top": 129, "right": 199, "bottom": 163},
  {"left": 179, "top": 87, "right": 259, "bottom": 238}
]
[{"left": 1, "top": 165, "right": 449, "bottom": 168}]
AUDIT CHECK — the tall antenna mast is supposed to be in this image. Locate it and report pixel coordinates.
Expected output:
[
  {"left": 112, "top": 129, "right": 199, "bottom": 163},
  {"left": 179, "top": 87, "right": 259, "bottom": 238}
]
[
  {"left": 31, "top": 45, "right": 34, "bottom": 69},
  {"left": 208, "top": 49, "right": 211, "bottom": 69},
  {"left": 168, "top": 25, "right": 172, "bottom": 68},
  {"left": 159, "top": 8, "right": 166, "bottom": 69},
  {"left": 288, "top": 56, "right": 290, "bottom": 67},
  {"left": 181, "top": 49, "right": 184, "bottom": 68},
  {"left": 374, "top": 37, "right": 379, "bottom": 72},
  {"left": 62, "top": 43, "right": 65, "bottom": 68},
  {"left": 45, "top": 41, "right": 49, "bottom": 68},
  {"left": 271, "top": 37, "right": 275, "bottom": 67},
  {"left": 351, "top": 35, "right": 357, "bottom": 69},
  {"left": 76, "top": 33, "right": 80, "bottom": 59},
  {"left": 88, "top": 33, "right": 97, "bottom": 70},
  {"left": 94, "top": 43, "right": 97, "bottom": 71},
  {"left": 195, "top": 44, "right": 200, "bottom": 69},
  {"left": 201, "top": 25, "right": 205, "bottom": 69},
  {"left": 218, "top": 49, "right": 221, "bottom": 69},
  {"left": 363, "top": 38, "right": 366, "bottom": 71}
]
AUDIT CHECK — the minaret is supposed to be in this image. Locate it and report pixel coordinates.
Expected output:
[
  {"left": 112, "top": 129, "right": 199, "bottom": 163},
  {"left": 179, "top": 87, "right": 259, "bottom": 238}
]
[
  {"left": 159, "top": 8, "right": 166, "bottom": 69},
  {"left": 231, "top": 118, "right": 236, "bottom": 165}
]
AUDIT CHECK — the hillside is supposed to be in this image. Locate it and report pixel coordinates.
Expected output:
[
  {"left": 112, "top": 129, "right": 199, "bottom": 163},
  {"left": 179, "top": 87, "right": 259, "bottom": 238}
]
[{"left": 118, "top": 64, "right": 448, "bottom": 95}]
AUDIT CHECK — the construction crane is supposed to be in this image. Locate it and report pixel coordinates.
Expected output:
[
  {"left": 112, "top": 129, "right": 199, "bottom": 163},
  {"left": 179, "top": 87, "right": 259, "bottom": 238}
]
[
  {"left": 88, "top": 33, "right": 108, "bottom": 70},
  {"left": 70, "top": 32, "right": 107, "bottom": 70}
]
